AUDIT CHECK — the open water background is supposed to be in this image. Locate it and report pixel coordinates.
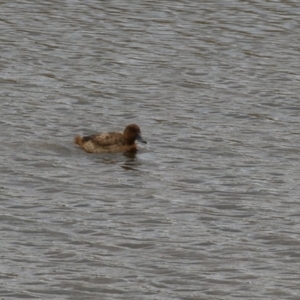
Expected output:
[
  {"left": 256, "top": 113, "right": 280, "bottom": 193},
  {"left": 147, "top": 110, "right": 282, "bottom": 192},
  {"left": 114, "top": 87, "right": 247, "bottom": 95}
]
[{"left": 1, "top": 1, "right": 300, "bottom": 299}]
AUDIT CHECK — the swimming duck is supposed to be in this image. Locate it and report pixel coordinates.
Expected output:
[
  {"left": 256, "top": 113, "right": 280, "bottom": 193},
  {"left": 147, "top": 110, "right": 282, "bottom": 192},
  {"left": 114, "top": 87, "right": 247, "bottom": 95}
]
[{"left": 74, "top": 124, "right": 147, "bottom": 153}]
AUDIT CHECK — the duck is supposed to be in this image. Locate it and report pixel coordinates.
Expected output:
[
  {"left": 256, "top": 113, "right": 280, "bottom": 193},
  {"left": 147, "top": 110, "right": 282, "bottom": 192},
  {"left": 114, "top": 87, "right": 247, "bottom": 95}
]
[{"left": 74, "top": 123, "right": 147, "bottom": 153}]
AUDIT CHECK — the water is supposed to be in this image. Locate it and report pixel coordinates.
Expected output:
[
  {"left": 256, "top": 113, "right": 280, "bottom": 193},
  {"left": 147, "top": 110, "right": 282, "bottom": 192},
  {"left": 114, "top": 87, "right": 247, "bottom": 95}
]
[{"left": 1, "top": 1, "right": 300, "bottom": 299}]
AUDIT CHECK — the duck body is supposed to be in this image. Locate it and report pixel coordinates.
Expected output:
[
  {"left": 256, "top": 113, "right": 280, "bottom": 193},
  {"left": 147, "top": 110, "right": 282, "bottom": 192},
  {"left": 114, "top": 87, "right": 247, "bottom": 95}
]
[{"left": 74, "top": 124, "right": 147, "bottom": 153}]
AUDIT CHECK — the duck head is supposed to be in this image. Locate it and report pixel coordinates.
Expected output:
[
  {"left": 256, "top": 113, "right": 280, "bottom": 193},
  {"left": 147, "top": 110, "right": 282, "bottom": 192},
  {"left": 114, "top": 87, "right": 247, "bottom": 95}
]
[{"left": 123, "top": 124, "right": 147, "bottom": 145}]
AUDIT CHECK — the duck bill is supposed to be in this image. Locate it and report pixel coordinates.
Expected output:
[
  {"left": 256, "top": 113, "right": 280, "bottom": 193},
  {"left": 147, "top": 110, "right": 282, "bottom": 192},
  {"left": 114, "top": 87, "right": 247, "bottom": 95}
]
[{"left": 136, "top": 133, "right": 147, "bottom": 144}]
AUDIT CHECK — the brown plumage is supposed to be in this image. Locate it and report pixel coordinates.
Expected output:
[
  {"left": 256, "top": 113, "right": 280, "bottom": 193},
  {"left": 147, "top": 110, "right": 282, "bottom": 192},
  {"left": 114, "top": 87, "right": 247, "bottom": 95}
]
[{"left": 74, "top": 124, "right": 147, "bottom": 153}]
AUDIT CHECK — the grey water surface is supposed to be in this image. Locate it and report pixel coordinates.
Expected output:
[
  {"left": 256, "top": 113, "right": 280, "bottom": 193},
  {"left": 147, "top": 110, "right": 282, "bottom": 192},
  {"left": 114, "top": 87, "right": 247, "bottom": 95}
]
[{"left": 1, "top": 1, "right": 300, "bottom": 299}]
